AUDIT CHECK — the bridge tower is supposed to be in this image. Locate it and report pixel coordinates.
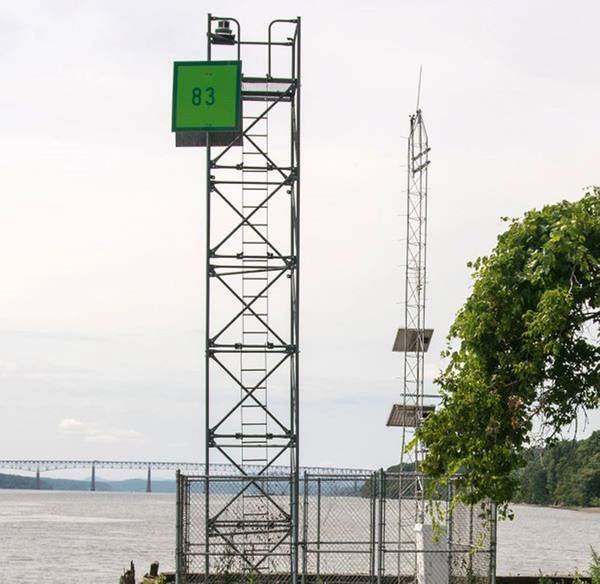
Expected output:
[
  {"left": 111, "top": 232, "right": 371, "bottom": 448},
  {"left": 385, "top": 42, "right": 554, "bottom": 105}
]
[{"left": 172, "top": 15, "right": 301, "bottom": 579}]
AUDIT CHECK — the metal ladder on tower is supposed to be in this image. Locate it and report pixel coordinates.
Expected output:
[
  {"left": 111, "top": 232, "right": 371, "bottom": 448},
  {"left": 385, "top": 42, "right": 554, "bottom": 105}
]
[{"left": 240, "top": 100, "right": 271, "bottom": 559}]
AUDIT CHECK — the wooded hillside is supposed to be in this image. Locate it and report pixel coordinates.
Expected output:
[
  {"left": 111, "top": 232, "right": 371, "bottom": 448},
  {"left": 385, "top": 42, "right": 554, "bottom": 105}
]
[{"left": 514, "top": 431, "right": 600, "bottom": 507}]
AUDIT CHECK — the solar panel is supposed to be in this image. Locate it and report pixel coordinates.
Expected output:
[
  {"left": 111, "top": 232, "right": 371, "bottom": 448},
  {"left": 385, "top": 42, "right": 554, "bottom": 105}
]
[
  {"left": 392, "top": 328, "right": 434, "bottom": 352},
  {"left": 386, "top": 404, "right": 436, "bottom": 427}
]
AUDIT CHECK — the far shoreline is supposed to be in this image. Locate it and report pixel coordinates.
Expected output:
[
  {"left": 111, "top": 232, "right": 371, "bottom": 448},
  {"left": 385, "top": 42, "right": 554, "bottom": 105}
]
[
  {"left": 511, "top": 501, "right": 600, "bottom": 514},
  {"left": 3, "top": 486, "right": 600, "bottom": 514}
]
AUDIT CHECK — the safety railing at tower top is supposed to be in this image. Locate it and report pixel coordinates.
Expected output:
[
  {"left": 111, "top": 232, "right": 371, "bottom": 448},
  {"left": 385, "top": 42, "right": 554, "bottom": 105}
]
[{"left": 176, "top": 470, "right": 497, "bottom": 584}]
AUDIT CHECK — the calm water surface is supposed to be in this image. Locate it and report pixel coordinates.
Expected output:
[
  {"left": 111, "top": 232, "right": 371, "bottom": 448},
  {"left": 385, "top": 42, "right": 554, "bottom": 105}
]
[
  {"left": 1, "top": 490, "right": 599, "bottom": 582},
  {"left": 0, "top": 490, "right": 175, "bottom": 583}
]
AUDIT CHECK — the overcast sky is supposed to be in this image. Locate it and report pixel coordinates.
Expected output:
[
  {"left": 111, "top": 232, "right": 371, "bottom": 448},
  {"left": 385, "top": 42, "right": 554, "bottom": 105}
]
[{"left": 1, "top": 0, "right": 599, "bottom": 473}]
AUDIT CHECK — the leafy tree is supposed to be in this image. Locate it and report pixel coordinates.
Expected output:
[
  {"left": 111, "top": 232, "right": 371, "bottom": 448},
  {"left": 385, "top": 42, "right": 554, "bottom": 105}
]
[
  {"left": 511, "top": 432, "right": 600, "bottom": 506},
  {"left": 416, "top": 188, "right": 600, "bottom": 511},
  {"left": 513, "top": 448, "right": 549, "bottom": 505}
]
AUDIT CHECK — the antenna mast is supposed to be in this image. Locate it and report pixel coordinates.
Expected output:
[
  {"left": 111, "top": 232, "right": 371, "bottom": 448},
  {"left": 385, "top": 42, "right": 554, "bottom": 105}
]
[
  {"left": 386, "top": 106, "right": 432, "bottom": 577},
  {"left": 400, "top": 108, "right": 430, "bottom": 499}
]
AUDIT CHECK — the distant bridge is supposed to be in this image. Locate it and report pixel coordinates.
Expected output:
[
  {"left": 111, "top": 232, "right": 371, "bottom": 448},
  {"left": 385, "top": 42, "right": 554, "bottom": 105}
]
[{"left": 0, "top": 460, "right": 372, "bottom": 492}]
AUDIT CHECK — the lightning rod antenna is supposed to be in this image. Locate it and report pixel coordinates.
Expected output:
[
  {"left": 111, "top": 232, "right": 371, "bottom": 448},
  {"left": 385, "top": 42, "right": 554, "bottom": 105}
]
[{"left": 416, "top": 65, "right": 423, "bottom": 110}]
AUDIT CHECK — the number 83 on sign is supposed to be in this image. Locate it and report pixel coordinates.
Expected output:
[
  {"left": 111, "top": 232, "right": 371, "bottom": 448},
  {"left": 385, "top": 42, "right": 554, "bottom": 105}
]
[{"left": 172, "top": 61, "right": 241, "bottom": 132}]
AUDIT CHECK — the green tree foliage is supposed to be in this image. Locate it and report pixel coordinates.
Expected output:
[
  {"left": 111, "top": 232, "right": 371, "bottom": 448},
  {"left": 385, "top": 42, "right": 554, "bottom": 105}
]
[
  {"left": 358, "top": 463, "right": 418, "bottom": 498},
  {"left": 416, "top": 189, "right": 600, "bottom": 510},
  {"left": 590, "top": 547, "right": 600, "bottom": 584},
  {"left": 515, "top": 432, "right": 600, "bottom": 506}
]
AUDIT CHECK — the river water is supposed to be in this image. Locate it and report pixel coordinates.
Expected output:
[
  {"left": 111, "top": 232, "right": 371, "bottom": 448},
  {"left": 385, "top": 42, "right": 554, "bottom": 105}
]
[{"left": 1, "top": 490, "right": 599, "bottom": 583}]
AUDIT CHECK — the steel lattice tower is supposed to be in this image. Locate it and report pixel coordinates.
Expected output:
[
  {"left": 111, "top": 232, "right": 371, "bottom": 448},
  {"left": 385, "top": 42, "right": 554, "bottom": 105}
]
[
  {"left": 386, "top": 109, "right": 432, "bottom": 579},
  {"left": 400, "top": 109, "right": 430, "bottom": 493},
  {"left": 201, "top": 15, "right": 301, "bottom": 580}
]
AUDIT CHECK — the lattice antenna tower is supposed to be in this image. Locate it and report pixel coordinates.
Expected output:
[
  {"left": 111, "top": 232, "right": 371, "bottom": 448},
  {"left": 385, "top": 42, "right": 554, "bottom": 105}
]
[
  {"left": 401, "top": 109, "right": 430, "bottom": 478},
  {"left": 387, "top": 108, "right": 432, "bottom": 524},
  {"left": 386, "top": 109, "right": 432, "bottom": 581}
]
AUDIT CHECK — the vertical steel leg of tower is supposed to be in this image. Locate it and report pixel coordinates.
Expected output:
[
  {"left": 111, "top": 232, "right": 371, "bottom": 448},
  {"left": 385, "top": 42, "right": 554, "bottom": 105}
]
[{"left": 203, "top": 15, "right": 301, "bottom": 581}]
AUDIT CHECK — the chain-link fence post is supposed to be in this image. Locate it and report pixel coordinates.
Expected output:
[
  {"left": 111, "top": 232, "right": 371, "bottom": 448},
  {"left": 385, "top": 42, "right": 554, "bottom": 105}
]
[
  {"left": 302, "top": 472, "right": 308, "bottom": 584},
  {"left": 204, "top": 474, "right": 209, "bottom": 584},
  {"left": 176, "top": 470, "right": 182, "bottom": 584},
  {"left": 447, "top": 480, "right": 453, "bottom": 581},
  {"left": 376, "top": 470, "right": 384, "bottom": 584},
  {"left": 490, "top": 502, "right": 497, "bottom": 584},
  {"left": 369, "top": 472, "right": 376, "bottom": 581},
  {"left": 468, "top": 502, "right": 474, "bottom": 575},
  {"left": 316, "top": 477, "right": 322, "bottom": 581}
]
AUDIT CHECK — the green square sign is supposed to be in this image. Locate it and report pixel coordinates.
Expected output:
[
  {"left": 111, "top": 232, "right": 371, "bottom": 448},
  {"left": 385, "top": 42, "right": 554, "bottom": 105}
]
[{"left": 172, "top": 61, "right": 241, "bottom": 132}]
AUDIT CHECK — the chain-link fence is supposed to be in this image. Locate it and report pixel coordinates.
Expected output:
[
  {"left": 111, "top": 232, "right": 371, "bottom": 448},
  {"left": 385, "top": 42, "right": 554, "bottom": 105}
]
[{"left": 176, "top": 471, "right": 496, "bottom": 584}]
